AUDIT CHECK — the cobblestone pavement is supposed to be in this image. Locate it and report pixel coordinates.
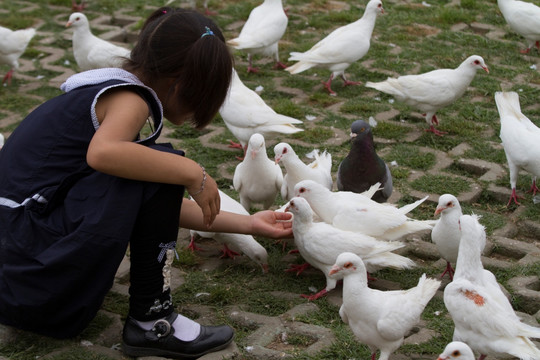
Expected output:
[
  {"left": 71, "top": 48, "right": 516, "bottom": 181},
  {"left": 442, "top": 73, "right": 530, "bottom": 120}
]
[{"left": 0, "top": 1, "right": 540, "bottom": 359}]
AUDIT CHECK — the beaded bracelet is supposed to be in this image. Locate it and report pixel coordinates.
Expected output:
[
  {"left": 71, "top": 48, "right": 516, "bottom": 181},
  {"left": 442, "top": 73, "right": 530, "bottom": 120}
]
[{"left": 191, "top": 164, "right": 207, "bottom": 196}]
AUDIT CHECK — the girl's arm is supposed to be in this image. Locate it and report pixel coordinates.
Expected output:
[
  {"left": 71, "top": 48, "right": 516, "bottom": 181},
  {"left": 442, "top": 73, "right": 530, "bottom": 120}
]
[
  {"left": 180, "top": 199, "right": 293, "bottom": 239},
  {"left": 87, "top": 89, "right": 220, "bottom": 226}
]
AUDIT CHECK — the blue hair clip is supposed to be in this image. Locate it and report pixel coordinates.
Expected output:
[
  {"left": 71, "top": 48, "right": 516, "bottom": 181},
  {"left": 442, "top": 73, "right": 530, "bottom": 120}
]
[{"left": 201, "top": 26, "right": 214, "bottom": 38}]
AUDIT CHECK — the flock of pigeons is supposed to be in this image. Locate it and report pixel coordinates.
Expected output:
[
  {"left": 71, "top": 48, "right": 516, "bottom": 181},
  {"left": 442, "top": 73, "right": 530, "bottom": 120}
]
[{"left": 1, "top": 0, "right": 540, "bottom": 359}]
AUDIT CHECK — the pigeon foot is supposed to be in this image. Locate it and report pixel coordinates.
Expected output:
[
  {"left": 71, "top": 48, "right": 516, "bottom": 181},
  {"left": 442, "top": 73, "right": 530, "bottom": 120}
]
[
  {"left": 440, "top": 261, "right": 455, "bottom": 281},
  {"left": 273, "top": 61, "right": 288, "bottom": 70},
  {"left": 300, "top": 288, "right": 327, "bottom": 301},
  {"left": 526, "top": 180, "right": 539, "bottom": 196},
  {"left": 424, "top": 125, "right": 447, "bottom": 136},
  {"left": 285, "top": 262, "right": 310, "bottom": 275},
  {"left": 219, "top": 244, "right": 240, "bottom": 259},
  {"left": 507, "top": 188, "right": 523, "bottom": 206}
]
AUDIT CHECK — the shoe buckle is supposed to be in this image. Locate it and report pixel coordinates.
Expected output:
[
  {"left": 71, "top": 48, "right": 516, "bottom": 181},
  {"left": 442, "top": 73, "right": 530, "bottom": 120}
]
[{"left": 151, "top": 319, "right": 172, "bottom": 338}]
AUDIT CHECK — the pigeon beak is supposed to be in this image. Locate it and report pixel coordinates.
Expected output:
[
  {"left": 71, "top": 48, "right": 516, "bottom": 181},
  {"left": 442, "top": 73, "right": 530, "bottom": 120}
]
[
  {"left": 350, "top": 132, "right": 357, "bottom": 138},
  {"left": 329, "top": 265, "right": 340, "bottom": 275},
  {"left": 65, "top": 21, "right": 73, "bottom": 27},
  {"left": 434, "top": 206, "right": 446, "bottom": 215},
  {"left": 275, "top": 156, "right": 281, "bottom": 164},
  {"left": 262, "top": 263, "right": 269, "bottom": 274},
  {"left": 251, "top": 149, "right": 257, "bottom": 159},
  {"left": 483, "top": 66, "right": 489, "bottom": 73}
]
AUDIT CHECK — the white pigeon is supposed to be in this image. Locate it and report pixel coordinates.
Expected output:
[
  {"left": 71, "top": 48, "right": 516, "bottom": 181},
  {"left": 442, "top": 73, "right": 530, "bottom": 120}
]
[
  {"left": 498, "top": 0, "right": 540, "bottom": 54},
  {"left": 365, "top": 55, "right": 489, "bottom": 136},
  {"left": 495, "top": 91, "right": 540, "bottom": 206},
  {"left": 219, "top": 69, "right": 303, "bottom": 157},
  {"left": 431, "top": 194, "right": 463, "bottom": 281},
  {"left": 0, "top": 25, "right": 35, "bottom": 85},
  {"left": 329, "top": 252, "right": 440, "bottom": 360},
  {"left": 274, "top": 143, "right": 332, "bottom": 201},
  {"left": 437, "top": 341, "right": 476, "bottom": 360},
  {"left": 285, "top": 0, "right": 384, "bottom": 95},
  {"left": 444, "top": 214, "right": 540, "bottom": 360},
  {"left": 294, "top": 179, "right": 434, "bottom": 241},
  {"left": 66, "top": 12, "right": 131, "bottom": 71},
  {"left": 233, "top": 133, "right": 283, "bottom": 210},
  {"left": 227, "top": 0, "right": 288, "bottom": 73},
  {"left": 189, "top": 190, "right": 269, "bottom": 273},
  {"left": 285, "top": 197, "right": 416, "bottom": 300}
]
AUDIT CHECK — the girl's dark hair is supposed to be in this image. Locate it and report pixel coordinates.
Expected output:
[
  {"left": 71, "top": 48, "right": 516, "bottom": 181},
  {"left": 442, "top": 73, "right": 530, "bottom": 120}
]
[{"left": 124, "top": 7, "right": 233, "bottom": 129}]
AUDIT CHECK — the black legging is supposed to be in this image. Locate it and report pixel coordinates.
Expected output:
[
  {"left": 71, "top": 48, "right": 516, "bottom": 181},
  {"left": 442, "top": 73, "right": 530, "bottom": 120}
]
[{"left": 128, "top": 183, "right": 185, "bottom": 321}]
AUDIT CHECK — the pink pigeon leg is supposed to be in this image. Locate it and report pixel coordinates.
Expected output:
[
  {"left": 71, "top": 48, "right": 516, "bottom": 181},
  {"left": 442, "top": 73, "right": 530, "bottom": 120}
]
[
  {"left": 187, "top": 235, "right": 204, "bottom": 252},
  {"left": 247, "top": 54, "right": 260, "bottom": 74},
  {"left": 507, "top": 188, "right": 523, "bottom": 206},
  {"left": 285, "top": 262, "right": 310, "bottom": 275},
  {"left": 440, "top": 261, "right": 455, "bottom": 281},
  {"left": 520, "top": 46, "right": 531, "bottom": 54},
  {"left": 478, "top": 355, "right": 487, "bottom": 360},
  {"left": 371, "top": 352, "right": 377, "bottom": 360},
  {"left": 424, "top": 124, "right": 447, "bottom": 136},
  {"left": 220, "top": 244, "right": 240, "bottom": 259},
  {"left": 526, "top": 179, "right": 539, "bottom": 196},
  {"left": 300, "top": 288, "right": 327, "bottom": 301},
  {"left": 322, "top": 73, "right": 336, "bottom": 96},
  {"left": 341, "top": 74, "right": 361, "bottom": 87},
  {"left": 2, "top": 69, "right": 14, "bottom": 85},
  {"left": 273, "top": 61, "right": 287, "bottom": 70}
]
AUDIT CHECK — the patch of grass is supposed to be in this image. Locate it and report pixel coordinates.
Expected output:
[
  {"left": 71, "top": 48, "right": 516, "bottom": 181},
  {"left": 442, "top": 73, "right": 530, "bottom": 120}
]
[
  {"left": 384, "top": 144, "right": 436, "bottom": 170},
  {"left": 411, "top": 174, "right": 472, "bottom": 195}
]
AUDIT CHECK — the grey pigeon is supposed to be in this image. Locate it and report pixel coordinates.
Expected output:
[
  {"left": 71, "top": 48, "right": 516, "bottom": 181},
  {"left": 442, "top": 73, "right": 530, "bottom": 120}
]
[{"left": 336, "top": 119, "right": 392, "bottom": 203}]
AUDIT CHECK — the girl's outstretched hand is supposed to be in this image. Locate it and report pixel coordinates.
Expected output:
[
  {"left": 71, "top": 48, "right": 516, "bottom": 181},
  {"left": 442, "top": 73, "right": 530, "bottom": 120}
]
[
  {"left": 188, "top": 172, "right": 220, "bottom": 227},
  {"left": 250, "top": 210, "right": 293, "bottom": 239}
]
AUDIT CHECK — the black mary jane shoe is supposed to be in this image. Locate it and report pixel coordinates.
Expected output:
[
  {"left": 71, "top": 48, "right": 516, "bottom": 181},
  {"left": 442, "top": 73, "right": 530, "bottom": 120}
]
[{"left": 122, "top": 312, "right": 234, "bottom": 359}]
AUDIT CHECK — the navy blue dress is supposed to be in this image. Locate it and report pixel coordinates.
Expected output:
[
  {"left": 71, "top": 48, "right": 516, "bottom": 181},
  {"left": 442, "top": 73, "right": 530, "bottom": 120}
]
[{"left": 0, "top": 70, "right": 183, "bottom": 338}]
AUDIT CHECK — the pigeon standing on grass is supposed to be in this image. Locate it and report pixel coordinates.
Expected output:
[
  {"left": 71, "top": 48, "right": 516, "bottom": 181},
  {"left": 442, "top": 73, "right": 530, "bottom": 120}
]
[
  {"left": 189, "top": 190, "right": 269, "bottom": 273},
  {"left": 497, "top": 0, "right": 540, "bottom": 54},
  {"left": 227, "top": 0, "right": 288, "bottom": 73},
  {"left": 495, "top": 91, "right": 540, "bottom": 206},
  {"left": 337, "top": 119, "right": 392, "bottom": 203},
  {"left": 285, "top": 197, "right": 416, "bottom": 300},
  {"left": 274, "top": 143, "right": 332, "bottom": 200},
  {"left": 219, "top": 69, "right": 303, "bottom": 157},
  {"left": 431, "top": 194, "right": 463, "bottom": 281},
  {"left": 0, "top": 25, "right": 36, "bottom": 85},
  {"left": 444, "top": 214, "right": 540, "bottom": 360},
  {"left": 437, "top": 342, "right": 476, "bottom": 360},
  {"left": 233, "top": 133, "right": 283, "bottom": 211},
  {"left": 329, "top": 252, "right": 440, "bottom": 360},
  {"left": 66, "top": 12, "right": 131, "bottom": 71},
  {"left": 294, "top": 180, "right": 434, "bottom": 241},
  {"left": 365, "top": 55, "right": 489, "bottom": 136},
  {"left": 285, "top": 0, "right": 384, "bottom": 95}
]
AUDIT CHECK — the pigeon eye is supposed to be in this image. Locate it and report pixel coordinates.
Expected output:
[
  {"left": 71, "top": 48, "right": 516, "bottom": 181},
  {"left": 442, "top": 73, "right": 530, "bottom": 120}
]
[
  {"left": 344, "top": 262, "right": 353, "bottom": 268},
  {"left": 360, "top": 127, "right": 365, "bottom": 132},
  {"left": 299, "top": 188, "right": 305, "bottom": 193},
  {"left": 283, "top": 148, "right": 288, "bottom": 154},
  {"left": 76, "top": 17, "right": 80, "bottom": 20},
  {"left": 446, "top": 201, "right": 452, "bottom": 206},
  {"left": 474, "top": 60, "right": 480, "bottom": 65},
  {"left": 452, "top": 350, "right": 460, "bottom": 356}
]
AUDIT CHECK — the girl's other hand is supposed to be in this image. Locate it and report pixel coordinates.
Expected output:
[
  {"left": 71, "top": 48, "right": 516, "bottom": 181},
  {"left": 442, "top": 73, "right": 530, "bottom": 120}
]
[{"left": 188, "top": 172, "right": 220, "bottom": 227}]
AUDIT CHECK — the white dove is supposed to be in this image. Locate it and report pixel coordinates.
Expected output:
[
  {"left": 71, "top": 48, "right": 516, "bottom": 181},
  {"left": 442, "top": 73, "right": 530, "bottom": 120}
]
[
  {"left": 498, "top": 0, "right": 540, "bottom": 54},
  {"left": 285, "top": 197, "right": 416, "bottom": 300},
  {"left": 285, "top": 0, "right": 384, "bottom": 95},
  {"left": 189, "top": 190, "right": 269, "bottom": 273},
  {"left": 294, "top": 179, "right": 434, "bottom": 241},
  {"left": 495, "top": 91, "right": 540, "bottom": 206},
  {"left": 437, "top": 341, "right": 476, "bottom": 360},
  {"left": 0, "top": 25, "right": 35, "bottom": 85},
  {"left": 233, "top": 133, "right": 283, "bottom": 210},
  {"left": 227, "top": 0, "right": 288, "bottom": 73},
  {"left": 329, "top": 252, "right": 440, "bottom": 360},
  {"left": 274, "top": 143, "right": 332, "bottom": 201},
  {"left": 444, "top": 214, "right": 540, "bottom": 360},
  {"left": 431, "top": 194, "right": 463, "bottom": 281},
  {"left": 365, "top": 55, "right": 489, "bottom": 136},
  {"left": 219, "top": 69, "right": 303, "bottom": 157},
  {"left": 66, "top": 12, "right": 131, "bottom": 71}
]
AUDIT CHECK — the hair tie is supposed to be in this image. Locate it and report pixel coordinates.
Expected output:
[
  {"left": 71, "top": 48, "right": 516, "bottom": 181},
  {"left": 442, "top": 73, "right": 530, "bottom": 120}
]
[{"left": 201, "top": 26, "right": 214, "bottom": 38}]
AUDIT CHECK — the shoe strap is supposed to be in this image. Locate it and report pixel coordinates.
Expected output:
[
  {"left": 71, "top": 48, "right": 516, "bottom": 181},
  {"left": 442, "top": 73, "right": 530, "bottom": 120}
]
[{"left": 144, "top": 313, "right": 178, "bottom": 341}]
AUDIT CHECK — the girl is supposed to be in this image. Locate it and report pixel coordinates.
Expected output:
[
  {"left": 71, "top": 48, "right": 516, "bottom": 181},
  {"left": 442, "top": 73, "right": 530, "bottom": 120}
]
[{"left": 0, "top": 7, "right": 293, "bottom": 359}]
